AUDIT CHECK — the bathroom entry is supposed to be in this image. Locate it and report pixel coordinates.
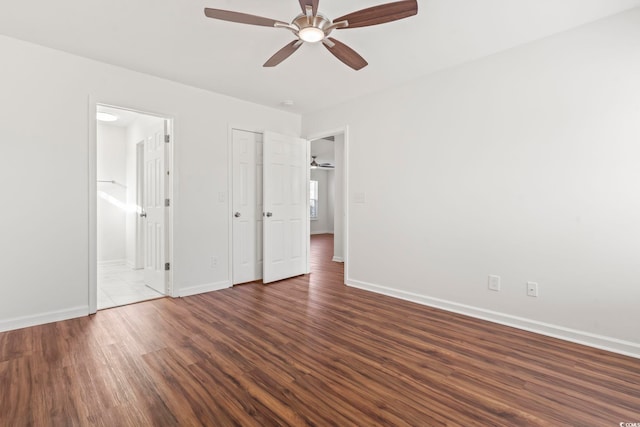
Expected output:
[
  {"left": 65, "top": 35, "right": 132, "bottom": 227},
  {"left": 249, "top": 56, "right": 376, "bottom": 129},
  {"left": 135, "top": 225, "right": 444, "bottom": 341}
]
[{"left": 96, "top": 105, "right": 171, "bottom": 309}]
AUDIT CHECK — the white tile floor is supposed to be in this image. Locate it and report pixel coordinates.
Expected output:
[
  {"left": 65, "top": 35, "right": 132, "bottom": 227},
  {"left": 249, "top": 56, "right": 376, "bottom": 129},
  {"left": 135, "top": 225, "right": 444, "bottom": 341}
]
[{"left": 97, "top": 263, "right": 164, "bottom": 310}]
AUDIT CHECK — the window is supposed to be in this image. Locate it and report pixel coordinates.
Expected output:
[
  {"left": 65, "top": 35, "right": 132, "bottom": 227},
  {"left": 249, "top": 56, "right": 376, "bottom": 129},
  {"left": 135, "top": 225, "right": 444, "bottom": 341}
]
[{"left": 310, "top": 180, "right": 318, "bottom": 219}]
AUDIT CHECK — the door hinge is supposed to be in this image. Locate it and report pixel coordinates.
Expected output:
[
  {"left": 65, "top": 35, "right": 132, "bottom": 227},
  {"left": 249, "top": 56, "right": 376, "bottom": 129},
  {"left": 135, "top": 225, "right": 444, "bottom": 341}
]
[
  {"left": 165, "top": 198, "right": 170, "bottom": 207},
  {"left": 164, "top": 135, "right": 170, "bottom": 143},
  {"left": 165, "top": 262, "right": 170, "bottom": 271}
]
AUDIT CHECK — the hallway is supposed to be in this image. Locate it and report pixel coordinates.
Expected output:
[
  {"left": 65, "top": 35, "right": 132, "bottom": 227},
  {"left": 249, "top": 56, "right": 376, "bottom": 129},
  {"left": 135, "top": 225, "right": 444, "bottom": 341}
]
[{"left": 309, "top": 233, "right": 343, "bottom": 285}]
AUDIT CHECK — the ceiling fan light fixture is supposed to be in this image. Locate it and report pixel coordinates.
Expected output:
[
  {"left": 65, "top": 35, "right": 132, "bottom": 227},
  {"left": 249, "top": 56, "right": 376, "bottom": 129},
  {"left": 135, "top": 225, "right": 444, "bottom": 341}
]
[{"left": 298, "top": 26, "right": 325, "bottom": 43}]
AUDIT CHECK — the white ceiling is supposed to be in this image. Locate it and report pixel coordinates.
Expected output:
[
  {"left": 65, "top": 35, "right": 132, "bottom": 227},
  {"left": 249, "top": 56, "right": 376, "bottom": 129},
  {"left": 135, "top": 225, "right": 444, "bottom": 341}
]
[{"left": 2, "top": 0, "right": 639, "bottom": 114}]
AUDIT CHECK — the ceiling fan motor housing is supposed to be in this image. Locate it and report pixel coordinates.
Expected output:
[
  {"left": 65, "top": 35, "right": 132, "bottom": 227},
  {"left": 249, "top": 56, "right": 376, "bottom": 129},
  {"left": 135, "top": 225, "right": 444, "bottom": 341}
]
[{"left": 293, "top": 14, "right": 333, "bottom": 41}]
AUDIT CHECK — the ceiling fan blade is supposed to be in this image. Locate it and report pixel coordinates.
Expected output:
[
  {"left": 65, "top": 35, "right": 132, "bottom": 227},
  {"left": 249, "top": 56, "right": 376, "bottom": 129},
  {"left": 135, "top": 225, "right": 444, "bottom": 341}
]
[
  {"left": 298, "top": 0, "right": 320, "bottom": 16},
  {"left": 322, "top": 38, "right": 368, "bottom": 71},
  {"left": 263, "top": 40, "right": 303, "bottom": 67},
  {"left": 204, "top": 8, "right": 286, "bottom": 27},
  {"left": 333, "top": 0, "right": 418, "bottom": 29}
]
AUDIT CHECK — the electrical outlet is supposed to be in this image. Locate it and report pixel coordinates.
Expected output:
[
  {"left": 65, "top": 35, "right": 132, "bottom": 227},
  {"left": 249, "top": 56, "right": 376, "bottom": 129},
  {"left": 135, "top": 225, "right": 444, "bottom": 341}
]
[
  {"left": 527, "top": 281, "right": 539, "bottom": 297},
  {"left": 211, "top": 256, "right": 218, "bottom": 269},
  {"left": 488, "top": 275, "right": 501, "bottom": 291}
]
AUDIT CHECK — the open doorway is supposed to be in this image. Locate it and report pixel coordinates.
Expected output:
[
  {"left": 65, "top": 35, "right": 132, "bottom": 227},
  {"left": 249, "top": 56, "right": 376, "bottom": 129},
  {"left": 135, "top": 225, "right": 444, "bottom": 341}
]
[
  {"left": 309, "top": 131, "right": 346, "bottom": 278},
  {"left": 95, "top": 105, "right": 171, "bottom": 309}
]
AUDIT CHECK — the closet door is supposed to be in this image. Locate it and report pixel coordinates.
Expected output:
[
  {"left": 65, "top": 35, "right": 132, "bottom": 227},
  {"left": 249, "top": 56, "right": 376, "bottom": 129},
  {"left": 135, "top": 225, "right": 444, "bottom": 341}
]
[
  {"left": 262, "top": 131, "right": 308, "bottom": 283},
  {"left": 232, "top": 130, "right": 263, "bottom": 284}
]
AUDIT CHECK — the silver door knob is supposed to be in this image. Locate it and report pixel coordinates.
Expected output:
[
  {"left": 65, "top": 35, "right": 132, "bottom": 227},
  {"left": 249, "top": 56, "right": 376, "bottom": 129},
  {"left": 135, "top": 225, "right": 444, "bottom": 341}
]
[
  {"left": 140, "top": 212, "right": 147, "bottom": 218},
  {"left": 266, "top": 212, "right": 273, "bottom": 217},
  {"left": 234, "top": 212, "right": 241, "bottom": 218}
]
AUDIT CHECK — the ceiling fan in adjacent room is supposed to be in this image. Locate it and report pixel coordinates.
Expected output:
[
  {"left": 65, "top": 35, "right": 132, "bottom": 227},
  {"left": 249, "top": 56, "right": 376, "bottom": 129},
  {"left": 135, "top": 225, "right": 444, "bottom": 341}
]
[
  {"left": 204, "top": 0, "right": 418, "bottom": 70},
  {"left": 310, "top": 156, "right": 335, "bottom": 169}
]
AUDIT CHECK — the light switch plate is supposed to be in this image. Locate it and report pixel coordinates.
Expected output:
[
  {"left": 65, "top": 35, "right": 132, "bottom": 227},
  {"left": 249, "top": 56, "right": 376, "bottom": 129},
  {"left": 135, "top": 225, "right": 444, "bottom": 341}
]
[{"left": 527, "top": 281, "right": 539, "bottom": 297}]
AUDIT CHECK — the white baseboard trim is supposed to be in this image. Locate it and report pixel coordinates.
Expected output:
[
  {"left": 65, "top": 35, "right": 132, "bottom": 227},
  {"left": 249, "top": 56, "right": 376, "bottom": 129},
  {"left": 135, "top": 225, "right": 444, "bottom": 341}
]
[
  {"left": 97, "top": 259, "right": 127, "bottom": 267},
  {"left": 178, "top": 280, "right": 231, "bottom": 297},
  {"left": 0, "top": 306, "right": 89, "bottom": 333},
  {"left": 346, "top": 278, "right": 640, "bottom": 360},
  {"left": 332, "top": 256, "right": 344, "bottom": 263},
  {"left": 311, "top": 230, "right": 334, "bottom": 235}
]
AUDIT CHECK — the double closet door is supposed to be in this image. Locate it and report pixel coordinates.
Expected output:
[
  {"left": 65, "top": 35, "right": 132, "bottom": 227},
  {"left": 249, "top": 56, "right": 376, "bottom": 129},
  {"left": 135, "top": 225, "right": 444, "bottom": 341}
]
[{"left": 232, "top": 129, "right": 308, "bottom": 284}]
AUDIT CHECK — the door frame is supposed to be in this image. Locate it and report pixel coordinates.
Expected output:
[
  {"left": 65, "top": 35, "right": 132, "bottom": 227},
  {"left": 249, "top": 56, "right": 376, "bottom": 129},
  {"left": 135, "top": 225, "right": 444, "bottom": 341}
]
[
  {"left": 305, "top": 126, "right": 350, "bottom": 283},
  {"left": 89, "top": 99, "right": 175, "bottom": 314}
]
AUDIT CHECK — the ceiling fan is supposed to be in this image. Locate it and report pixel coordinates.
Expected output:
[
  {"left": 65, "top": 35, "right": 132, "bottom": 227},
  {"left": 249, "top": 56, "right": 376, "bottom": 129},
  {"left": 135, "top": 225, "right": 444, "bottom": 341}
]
[
  {"left": 311, "top": 156, "right": 335, "bottom": 169},
  {"left": 204, "top": 0, "right": 418, "bottom": 70}
]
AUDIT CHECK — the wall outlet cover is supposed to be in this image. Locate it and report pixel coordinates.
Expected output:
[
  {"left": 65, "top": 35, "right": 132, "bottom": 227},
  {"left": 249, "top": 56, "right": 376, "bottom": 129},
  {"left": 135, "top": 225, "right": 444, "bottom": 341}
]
[{"left": 488, "top": 275, "right": 501, "bottom": 291}]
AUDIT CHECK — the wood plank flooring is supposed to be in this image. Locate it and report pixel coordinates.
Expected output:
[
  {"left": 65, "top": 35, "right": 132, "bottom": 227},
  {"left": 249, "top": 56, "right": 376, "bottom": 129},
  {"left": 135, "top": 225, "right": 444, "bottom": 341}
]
[{"left": 1, "top": 234, "right": 639, "bottom": 426}]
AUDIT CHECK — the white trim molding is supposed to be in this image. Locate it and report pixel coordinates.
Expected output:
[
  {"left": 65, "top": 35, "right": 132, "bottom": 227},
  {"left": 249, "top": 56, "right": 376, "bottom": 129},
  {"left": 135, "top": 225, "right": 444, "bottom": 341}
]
[
  {"left": 97, "top": 259, "right": 128, "bottom": 267},
  {"left": 332, "top": 256, "right": 344, "bottom": 263},
  {"left": 178, "top": 281, "right": 231, "bottom": 298},
  {"left": 346, "top": 278, "right": 640, "bottom": 360},
  {"left": 0, "top": 306, "right": 89, "bottom": 333}
]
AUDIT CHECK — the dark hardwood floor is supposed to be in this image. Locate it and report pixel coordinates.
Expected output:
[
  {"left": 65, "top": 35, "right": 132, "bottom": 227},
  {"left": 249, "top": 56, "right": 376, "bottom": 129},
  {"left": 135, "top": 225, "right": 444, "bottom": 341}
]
[{"left": 1, "top": 234, "right": 639, "bottom": 426}]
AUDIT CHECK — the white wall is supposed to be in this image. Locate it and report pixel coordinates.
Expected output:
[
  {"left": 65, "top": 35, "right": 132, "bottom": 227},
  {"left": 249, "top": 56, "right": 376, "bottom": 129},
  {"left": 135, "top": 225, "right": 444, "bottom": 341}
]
[
  {"left": 310, "top": 169, "right": 333, "bottom": 234},
  {"left": 303, "top": 9, "right": 640, "bottom": 357},
  {"left": 96, "top": 124, "right": 127, "bottom": 262},
  {"left": 0, "top": 34, "right": 300, "bottom": 330}
]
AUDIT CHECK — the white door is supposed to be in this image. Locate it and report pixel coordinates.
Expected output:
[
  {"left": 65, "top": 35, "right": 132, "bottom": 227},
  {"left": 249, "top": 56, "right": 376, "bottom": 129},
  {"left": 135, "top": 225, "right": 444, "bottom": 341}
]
[
  {"left": 135, "top": 141, "right": 145, "bottom": 269},
  {"left": 263, "top": 131, "right": 308, "bottom": 283},
  {"left": 143, "top": 123, "right": 166, "bottom": 294},
  {"left": 232, "top": 130, "right": 263, "bottom": 284}
]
